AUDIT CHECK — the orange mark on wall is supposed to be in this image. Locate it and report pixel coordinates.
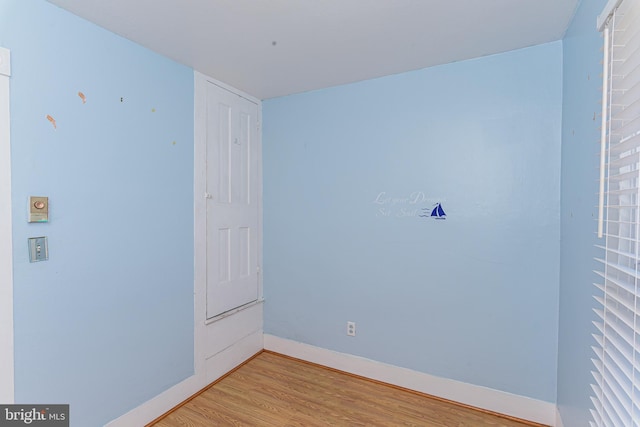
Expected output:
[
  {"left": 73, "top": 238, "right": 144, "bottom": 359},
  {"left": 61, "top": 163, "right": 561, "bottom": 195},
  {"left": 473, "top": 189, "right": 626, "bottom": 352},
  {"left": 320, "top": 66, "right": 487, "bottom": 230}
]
[
  {"left": 46, "top": 115, "right": 57, "bottom": 129},
  {"left": 78, "top": 91, "right": 86, "bottom": 104}
]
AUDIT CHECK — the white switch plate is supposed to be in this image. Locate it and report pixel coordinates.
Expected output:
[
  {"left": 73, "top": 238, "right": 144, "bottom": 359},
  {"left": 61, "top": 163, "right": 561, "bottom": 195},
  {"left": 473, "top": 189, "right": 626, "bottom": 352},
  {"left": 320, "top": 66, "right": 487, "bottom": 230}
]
[{"left": 28, "top": 237, "right": 48, "bottom": 262}]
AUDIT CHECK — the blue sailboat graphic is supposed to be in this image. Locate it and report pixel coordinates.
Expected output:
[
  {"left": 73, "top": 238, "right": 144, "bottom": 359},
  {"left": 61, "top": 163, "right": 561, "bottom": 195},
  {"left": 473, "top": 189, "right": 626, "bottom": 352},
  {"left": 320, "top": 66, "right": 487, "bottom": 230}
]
[
  {"left": 430, "top": 203, "right": 446, "bottom": 220},
  {"left": 419, "top": 203, "right": 446, "bottom": 220}
]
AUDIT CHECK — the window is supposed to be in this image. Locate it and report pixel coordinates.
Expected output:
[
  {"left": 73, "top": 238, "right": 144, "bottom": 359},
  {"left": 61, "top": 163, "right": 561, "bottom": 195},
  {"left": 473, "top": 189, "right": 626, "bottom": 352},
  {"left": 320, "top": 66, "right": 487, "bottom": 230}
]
[{"left": 593, "top": 0, "right": 640, "bottom": 425}]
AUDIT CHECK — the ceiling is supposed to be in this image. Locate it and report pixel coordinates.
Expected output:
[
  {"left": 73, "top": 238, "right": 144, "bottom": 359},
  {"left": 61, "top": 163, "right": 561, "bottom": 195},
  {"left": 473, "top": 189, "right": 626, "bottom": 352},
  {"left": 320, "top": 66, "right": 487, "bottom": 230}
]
[{"left": 46, "top": 0, "right": 580, "bottom": 100}]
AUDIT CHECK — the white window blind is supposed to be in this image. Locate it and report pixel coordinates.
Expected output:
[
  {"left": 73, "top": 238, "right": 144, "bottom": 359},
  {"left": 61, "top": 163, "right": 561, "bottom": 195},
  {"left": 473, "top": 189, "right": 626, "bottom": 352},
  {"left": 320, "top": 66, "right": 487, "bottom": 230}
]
[{"left": 593, "top": 0, "right": 640, "bottom": 426}]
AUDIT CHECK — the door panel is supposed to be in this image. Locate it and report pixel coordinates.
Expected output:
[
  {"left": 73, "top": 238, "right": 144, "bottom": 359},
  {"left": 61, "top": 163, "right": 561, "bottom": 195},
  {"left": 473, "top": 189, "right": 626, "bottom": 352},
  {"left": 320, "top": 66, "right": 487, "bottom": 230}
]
[{"left": 206, "top": 83, "right": 259, "bottom": 318}]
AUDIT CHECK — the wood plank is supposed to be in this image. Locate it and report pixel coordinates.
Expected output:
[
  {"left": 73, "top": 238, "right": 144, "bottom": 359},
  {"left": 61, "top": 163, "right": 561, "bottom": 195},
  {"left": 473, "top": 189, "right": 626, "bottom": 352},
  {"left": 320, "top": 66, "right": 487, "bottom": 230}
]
[{"left": 150, "top": 351, "right": 549, "bottom": 427}]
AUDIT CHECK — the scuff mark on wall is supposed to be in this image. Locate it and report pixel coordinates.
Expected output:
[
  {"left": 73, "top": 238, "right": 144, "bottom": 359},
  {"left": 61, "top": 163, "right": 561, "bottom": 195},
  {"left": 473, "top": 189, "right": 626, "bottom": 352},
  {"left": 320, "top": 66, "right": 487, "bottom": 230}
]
[
  {"left": 46, "top": 115, "right": 57, "bottom": 129},
  {"left": 78, "top": 92, "right": 86, "bottom": 104}
]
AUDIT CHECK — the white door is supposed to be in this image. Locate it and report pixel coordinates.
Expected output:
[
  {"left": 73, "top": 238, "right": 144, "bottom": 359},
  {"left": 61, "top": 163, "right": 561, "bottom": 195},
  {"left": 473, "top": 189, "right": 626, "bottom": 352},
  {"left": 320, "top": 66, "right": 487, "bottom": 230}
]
[{"left": 205, "top": 82, "right": 259, "bottom": 319}]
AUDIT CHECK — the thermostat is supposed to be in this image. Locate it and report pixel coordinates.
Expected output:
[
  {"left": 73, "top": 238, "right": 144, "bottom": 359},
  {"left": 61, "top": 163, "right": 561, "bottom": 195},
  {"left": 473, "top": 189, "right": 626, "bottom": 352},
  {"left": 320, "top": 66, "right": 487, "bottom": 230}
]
[{"left": 28, "top": 196, "right": 49, "bottom": 223}]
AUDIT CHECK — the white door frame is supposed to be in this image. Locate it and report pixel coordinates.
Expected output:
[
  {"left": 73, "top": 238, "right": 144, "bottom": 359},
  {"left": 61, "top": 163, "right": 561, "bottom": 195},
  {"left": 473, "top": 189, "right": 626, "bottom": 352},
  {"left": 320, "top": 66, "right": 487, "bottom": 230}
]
[
  {"left": 0, "top": 46, "right": 14, "bottom": 404},
  {"left": 193, "top": 71, "right": 263, "bottom": 375}
]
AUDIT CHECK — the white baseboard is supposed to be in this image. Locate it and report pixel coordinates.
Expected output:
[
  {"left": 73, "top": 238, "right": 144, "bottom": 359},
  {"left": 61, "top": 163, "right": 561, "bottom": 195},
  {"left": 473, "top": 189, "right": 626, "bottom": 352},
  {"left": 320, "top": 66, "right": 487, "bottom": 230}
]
[
  {"left": 104, "top": 374, "right": 204, "bottom": 427},
  {"left": 264, "top": 334, "right": 557, "bottom": 427},
  {"left": 107, "top": 333, "right": 558, "bottom": 427},
  {"left": 105, "top": 331, "right": 263, "bottom": 427},
  {"left": 555, "top": 407, "right": 565, "bottom": 427}
]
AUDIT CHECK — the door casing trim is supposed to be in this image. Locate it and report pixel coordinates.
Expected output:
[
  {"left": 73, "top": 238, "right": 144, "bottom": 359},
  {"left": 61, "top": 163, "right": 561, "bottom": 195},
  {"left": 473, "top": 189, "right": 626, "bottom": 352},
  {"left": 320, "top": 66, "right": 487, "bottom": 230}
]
[{"left": 0, "top": 46, "right": 14, "bottom": 404}]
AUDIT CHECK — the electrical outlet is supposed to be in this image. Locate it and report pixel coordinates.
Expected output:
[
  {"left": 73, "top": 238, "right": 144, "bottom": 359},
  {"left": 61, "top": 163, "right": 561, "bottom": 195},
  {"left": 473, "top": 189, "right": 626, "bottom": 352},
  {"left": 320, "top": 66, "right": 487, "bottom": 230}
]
[{"left": 347, "top": 321, "right": 356, "bottom": 337}]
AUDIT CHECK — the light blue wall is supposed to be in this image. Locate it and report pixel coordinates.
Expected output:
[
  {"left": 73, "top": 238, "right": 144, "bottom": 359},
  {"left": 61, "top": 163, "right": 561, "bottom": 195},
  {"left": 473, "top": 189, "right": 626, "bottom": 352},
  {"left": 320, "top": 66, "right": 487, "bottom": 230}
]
[
  {"left": 264, "top": 42, "right": 563, "bottom": 402},
  {"left": 558, "top": 0, "right": 606, "bottom": 425},
  {"left": 0, "top": 0, "right": 604, "bottom": 423},
  {"left": 0, "top": 1, "right": 194, "bottom": 425}
]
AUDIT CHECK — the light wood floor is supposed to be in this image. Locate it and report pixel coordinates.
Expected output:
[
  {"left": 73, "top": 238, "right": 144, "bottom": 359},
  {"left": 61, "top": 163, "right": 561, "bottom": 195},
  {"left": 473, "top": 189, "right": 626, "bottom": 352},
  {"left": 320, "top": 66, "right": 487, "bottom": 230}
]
[{"left": 150, "top": 351, "right": 547, "bottom": 427}]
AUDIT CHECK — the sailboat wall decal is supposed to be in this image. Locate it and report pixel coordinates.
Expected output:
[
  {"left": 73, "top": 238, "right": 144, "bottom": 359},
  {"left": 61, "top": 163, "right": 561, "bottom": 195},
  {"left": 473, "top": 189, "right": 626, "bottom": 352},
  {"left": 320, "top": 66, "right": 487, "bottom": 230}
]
[
  {"left": 431, "top": 203, "right": 446, "bottom": 219},
  {"left": 420, "top": 203, "right": 446, "bottom": 220}
]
